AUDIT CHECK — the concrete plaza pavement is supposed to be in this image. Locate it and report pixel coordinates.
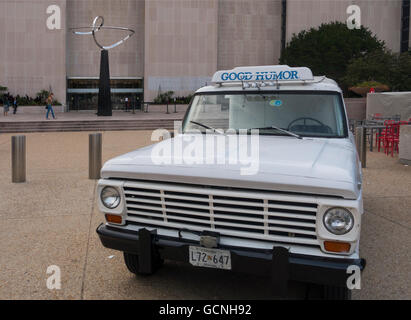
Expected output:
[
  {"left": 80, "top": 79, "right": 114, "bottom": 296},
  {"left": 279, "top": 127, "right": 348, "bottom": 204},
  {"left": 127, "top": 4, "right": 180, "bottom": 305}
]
[{"left": 0, "top": 131, "right": 410, "bottom": 299}]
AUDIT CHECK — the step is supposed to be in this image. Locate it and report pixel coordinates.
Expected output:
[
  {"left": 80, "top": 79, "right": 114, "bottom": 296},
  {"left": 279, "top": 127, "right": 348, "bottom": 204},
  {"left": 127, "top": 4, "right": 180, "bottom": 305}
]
[
  {"left": 0, "top": 121, "right": 178, "bottom": 133},
  {"left": 1, "top": 122, "right": 175, "bottom": 128}
]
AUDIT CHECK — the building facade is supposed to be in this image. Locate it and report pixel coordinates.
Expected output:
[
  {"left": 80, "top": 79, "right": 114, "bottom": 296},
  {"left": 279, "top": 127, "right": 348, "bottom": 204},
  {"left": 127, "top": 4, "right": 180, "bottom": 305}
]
[{"left": 0, "top": 0, "right": 409, "bottom": 111}]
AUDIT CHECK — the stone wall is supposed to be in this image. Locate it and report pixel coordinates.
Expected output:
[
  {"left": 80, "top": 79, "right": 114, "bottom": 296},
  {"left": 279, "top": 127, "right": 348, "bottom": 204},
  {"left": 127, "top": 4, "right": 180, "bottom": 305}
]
[
  {"left": 366, "top": 92, "right": 411, "bottom": 120},
  {"left": 286, "top": 0, "right": 404, "bottom": 53},
  {"left": 0, "top": 0, "right": 67, "bottom": 103},
  {"left": 399, "top": 125, "right": 411, "bottom": 165},
  {"left": 217, "top": 0, "right": 282, "bottom": 70},
  {"left": 144, "top": 0, "right": 218, "bottom": 101},
  {"left": 344, "top": 98, "right": 366, "bottom": 120}
]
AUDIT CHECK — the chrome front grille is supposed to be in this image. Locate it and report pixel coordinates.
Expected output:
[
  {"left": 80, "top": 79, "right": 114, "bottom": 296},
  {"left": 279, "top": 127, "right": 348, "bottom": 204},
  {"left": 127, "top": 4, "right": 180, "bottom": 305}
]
[{"left": 123, "top": 181, "right": 319, "bottom": 247}]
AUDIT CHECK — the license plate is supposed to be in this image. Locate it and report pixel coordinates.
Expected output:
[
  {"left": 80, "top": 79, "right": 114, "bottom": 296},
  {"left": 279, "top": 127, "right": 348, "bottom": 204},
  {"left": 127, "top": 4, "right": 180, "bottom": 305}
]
[{"left": 189, "top": 246, "right": 231, "bottom": 270}]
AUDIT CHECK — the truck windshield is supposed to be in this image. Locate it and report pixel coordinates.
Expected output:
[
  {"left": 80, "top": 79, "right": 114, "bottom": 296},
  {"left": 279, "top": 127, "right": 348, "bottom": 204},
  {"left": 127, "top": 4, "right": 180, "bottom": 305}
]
[{"left": 182, "top": 91, "right": 347, "bottom": 138}]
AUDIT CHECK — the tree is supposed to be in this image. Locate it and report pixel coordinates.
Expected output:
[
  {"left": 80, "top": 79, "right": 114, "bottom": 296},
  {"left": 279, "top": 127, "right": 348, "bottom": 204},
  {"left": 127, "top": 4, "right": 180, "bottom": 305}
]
[
  {"left": 280, "top": 22, "right": 386, "bottom": 91},
  {"left": 153, "top": 91, "right": 174, "bottom": 104},
  {"left": 343, "top": 50, "right": 395, "bottom": 88},
  {"left": 391, "top": 51, "right": 411, "bottom": 91},
  {"left": 344, "top": 50, "right": 411, "bottom": 92}
]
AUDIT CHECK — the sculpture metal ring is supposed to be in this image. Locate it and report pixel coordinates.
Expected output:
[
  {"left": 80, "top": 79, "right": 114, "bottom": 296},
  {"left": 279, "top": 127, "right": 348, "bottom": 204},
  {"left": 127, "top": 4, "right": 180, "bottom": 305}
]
[{"left": 70, "top": 16, "right": 135, "bottom": 50}]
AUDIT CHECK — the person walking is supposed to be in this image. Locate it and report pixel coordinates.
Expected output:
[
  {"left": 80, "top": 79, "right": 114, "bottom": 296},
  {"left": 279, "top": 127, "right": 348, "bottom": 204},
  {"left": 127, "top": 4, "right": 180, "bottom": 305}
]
[
  {"left": 3, "top": 94, "right": 10, "bottom": 116},
  {"left": 124, "top": 97, "right": 129, "bottom": 112},
  {"left": 45, "top": 93, "right": 56, "bottom": 120},
  {"left": 13, "top": 97, "right": 18, "bottom": 114}
]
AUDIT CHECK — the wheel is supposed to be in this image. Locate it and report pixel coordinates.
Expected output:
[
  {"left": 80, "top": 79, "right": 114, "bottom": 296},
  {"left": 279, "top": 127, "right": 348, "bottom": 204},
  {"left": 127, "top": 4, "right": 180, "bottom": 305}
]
[
  {"left": 323, "top": 285, "right": 352, "bottom": 300},
  {"left": 304, "top": 284, "right": 351, "bottom": 300},
  {"left": 123, "top": 252, "right": 143, "bottom": 274},
  {"left": 123, "top": 252, "right": 163, "bottom": 276},
  {"left": 304, "top": 283, "right": 323, "bottom": 300}
]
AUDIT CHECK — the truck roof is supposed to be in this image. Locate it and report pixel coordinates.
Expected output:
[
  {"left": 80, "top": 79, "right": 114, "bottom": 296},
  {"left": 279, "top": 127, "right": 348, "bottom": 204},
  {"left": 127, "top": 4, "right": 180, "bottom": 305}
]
[{"left": 197, "top": 65, "right": 342, "bottom": 94}]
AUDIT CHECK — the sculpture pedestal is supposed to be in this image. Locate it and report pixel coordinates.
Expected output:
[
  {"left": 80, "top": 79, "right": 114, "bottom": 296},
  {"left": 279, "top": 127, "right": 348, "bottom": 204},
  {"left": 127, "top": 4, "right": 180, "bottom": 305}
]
[{"left": 98, "top": 49, "right": 112, "bottom": 116}]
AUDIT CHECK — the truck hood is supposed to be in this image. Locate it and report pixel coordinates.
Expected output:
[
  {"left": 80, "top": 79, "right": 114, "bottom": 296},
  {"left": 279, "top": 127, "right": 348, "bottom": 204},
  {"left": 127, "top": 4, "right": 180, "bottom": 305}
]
[{"left": 101, "top": 134, "right": 361, "bottom": 199}]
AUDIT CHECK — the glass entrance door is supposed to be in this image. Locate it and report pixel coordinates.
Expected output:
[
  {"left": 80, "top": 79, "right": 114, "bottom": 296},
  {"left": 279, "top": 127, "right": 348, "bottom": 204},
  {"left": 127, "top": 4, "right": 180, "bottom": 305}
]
[{"left": 67, "top": 78, "right": 143, "bottom": 111}]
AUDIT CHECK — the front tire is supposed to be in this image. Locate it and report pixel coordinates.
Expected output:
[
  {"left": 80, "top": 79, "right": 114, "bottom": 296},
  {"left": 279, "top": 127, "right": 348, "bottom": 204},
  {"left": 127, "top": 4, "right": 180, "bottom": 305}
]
[
  {"left": 124, "top": 252, "right": 143, "bottom": 274},
  {"left": 305, "top": 284, "right": 351, "bottom": 300},
  {"left": 323, "top": 285, "right": 351, "bottom": 300},
  {"left": 123, "top": 252, "right": 163, "bottom": 276}
]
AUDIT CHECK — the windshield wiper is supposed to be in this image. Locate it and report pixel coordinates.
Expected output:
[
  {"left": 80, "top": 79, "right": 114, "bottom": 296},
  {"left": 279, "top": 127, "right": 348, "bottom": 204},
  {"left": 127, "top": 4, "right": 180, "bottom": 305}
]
[
  {"left": 250, "top": 125, "right": 302, "bottom": 139},
  {"left": 190, "top": 121, "right": 224, "bottom": 134}
]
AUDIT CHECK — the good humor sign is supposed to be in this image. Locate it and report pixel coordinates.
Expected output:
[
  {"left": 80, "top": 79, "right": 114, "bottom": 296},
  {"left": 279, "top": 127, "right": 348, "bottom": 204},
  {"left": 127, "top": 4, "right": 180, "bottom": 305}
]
[{"left": 212, "top": 65, "right": 314, "bottom": 83}]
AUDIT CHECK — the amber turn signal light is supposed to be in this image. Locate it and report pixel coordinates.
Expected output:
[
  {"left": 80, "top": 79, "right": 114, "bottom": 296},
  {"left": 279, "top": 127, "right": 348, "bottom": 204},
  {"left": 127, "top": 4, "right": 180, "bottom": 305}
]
[
  {"left": 105, "top": 214, "right": 122, "bottom": 224},
  {"left": 324, "top": 241, "right": 351, "bottom": 253}
]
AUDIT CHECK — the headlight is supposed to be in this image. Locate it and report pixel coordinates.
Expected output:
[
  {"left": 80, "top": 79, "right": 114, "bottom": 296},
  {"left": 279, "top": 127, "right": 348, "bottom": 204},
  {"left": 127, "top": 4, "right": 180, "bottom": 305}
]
[
  {"left": 101, "top": 186, "right": 121, "bottom": 209},
  {"left": 323, "top": 207, "right": 354, "bottom": 235}
]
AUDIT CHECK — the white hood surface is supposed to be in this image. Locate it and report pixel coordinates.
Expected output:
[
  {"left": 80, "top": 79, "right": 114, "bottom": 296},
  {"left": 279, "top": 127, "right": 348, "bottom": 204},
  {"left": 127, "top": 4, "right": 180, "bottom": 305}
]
[{"left": 101, "top": 134, "right": 360, "bottom": 199}]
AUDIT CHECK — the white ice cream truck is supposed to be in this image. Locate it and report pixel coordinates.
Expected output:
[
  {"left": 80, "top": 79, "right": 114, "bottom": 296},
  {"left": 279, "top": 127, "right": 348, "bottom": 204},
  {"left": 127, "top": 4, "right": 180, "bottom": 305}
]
[{"left": 96, "top": 65, "right": 365, "bottom": 299}]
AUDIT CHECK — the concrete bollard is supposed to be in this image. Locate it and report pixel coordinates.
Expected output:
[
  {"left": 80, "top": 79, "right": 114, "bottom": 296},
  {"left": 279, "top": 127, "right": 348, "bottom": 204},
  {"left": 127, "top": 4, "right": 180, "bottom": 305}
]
[
  {"left": 361, "top": 126, "right": 367, "bottom": 168},
  {"left": 89, "top": 133, "right": 102, "bottom": 179},
  {"left": 355, "top": 127, "right": 367, "bottom": 168},
  {"left": 11, "top": 135, "right": 26, "bottom": 183},
  {"left": 355, "top": 127, "right": 361, "bottom": 155}
]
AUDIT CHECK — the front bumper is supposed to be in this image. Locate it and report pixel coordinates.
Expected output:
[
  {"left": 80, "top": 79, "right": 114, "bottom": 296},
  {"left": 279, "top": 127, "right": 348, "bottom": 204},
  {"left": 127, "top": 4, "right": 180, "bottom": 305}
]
[{"left": 97, "top": 223, "right": 365, "bottom": 291}]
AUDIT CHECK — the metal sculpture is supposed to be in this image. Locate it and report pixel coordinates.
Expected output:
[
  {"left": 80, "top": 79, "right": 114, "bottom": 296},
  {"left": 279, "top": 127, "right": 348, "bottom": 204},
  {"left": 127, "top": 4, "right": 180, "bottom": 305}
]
[{"left": 71, "top": 17, "right": 135, "bottom": 116}]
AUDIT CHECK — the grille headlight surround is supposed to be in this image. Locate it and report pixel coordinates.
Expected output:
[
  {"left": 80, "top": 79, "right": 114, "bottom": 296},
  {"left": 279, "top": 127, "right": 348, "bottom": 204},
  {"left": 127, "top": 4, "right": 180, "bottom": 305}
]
[
  {"left": 101, "top": 186, "right": 121, "bottom": 209},
  {"left": 323, "top": 207, "right": 354, "bottom": 235}
]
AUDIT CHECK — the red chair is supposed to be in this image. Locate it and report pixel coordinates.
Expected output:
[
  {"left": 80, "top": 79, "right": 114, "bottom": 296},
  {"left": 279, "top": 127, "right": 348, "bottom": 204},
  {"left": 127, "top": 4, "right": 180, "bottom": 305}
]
[
  {"left": 375, "top": 119, "right": 409, "bottom": 155},
  {"left": 376, "top": 120, "right": 394, "bottom": 153},
  {"left": 384, "top": 121, "right": 408, "bottom": 156},
  {"left": 384, "top": 123, "right": 399, "bottom": 157}
]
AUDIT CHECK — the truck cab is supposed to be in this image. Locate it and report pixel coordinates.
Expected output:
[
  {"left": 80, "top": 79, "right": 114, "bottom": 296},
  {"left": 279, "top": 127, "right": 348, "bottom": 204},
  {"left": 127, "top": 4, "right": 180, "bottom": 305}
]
[{"left": 96, "top": 65, "right": 365, "bottom": 300}]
